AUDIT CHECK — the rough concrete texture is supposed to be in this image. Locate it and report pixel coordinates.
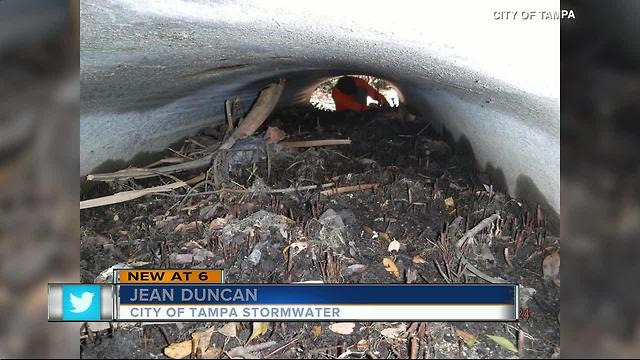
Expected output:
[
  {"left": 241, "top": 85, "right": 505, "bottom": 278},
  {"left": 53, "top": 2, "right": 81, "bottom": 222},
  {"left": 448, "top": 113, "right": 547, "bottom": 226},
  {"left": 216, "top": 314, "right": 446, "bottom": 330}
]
[{"left": 80, "top": 0, "right": 559, "bottom": 214}]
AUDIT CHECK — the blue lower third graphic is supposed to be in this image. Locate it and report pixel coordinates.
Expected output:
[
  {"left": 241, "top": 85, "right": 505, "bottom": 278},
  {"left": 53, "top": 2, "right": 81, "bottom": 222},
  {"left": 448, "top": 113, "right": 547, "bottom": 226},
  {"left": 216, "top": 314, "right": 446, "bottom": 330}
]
[{"left": 62, "top": 284, "right": 101, "bottom": 321}]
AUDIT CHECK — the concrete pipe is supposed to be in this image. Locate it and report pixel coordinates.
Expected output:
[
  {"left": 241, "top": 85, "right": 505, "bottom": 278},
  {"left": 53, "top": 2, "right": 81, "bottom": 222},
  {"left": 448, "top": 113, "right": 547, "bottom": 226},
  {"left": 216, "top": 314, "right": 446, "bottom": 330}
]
[{"left": 80, "top": 0, "right": 559, "bottom": 221}]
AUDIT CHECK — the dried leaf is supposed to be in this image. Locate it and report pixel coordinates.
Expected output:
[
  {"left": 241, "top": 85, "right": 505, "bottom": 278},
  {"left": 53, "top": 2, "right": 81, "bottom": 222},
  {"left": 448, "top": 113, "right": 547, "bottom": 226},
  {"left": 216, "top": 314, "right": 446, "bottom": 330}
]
[
  {"left": 329, "top": 322, "right": 355, "bottom": 335},
  {"left": 542, "top": 251, "right": 560, "bottom": 287},
  {"left": 380, "top": 323, "right": 407, "bottom": 339},
  {"left": 342, "top": 264, "right": 367, "bottom": 277},
  {"left": 128, "top": 261, "right": 151, "bottom": 267},
  {"left": 164, "top": 340, "right": 192, "bottom": 359},
  {"left": 248, "top": 322, "right": 269, "bottom": 342},
  {"left": 412, "top": 255, "right": 427, "bottom": 264},
  {"left": 312, "top": 325, "right": 322, "bottom": 337},
  {"left": 388, "top": 240, "right": 401, "bottom": 252},
  {"left": 379, "top": 232, "right": 391, "bottom": 242},
  {"left": 192, "top": 327, "right": 216, "bottom": 355},
  {"left": 208, "top": 217, "right": 227, "bottom": 231},
  {"left": 486, "top": 335, "right": 518, "bottom": 353},
  {"left": 264, "top": 126, "right": 287, "bottom": 144},
  {"left": 456, "top": 329, "right": 477, "bottom": 348},
  {"left": 356, "top": 339, "right": 369, "bottom": 351},
  {"left": 383, "top": 257, "right": 401, "bottom": 279},
  {"left": 218, "top": 322, "right": 238, "bottom": 338},
  {"left": 444, "top": 197, "right": 455, "bottom": 209},
  {"left": 362, "top": 225, "right": 375, "bottom": 237},
  {"left": 174, "top": 221, "right": 202, "bottom": 232}
]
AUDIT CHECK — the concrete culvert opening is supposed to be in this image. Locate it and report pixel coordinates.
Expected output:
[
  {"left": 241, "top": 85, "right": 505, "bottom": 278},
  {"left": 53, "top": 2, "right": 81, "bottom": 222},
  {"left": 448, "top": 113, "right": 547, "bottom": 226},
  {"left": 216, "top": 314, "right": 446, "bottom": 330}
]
[{"left": 80, "top": 1, "right": 559, "bottom": 358}]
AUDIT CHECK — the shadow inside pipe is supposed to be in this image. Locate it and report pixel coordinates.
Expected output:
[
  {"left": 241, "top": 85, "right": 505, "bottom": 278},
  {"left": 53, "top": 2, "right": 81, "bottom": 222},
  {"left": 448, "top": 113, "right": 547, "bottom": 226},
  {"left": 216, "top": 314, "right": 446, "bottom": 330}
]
[{"left": 444, "top": 130, "right": 560, "bottom": 234}]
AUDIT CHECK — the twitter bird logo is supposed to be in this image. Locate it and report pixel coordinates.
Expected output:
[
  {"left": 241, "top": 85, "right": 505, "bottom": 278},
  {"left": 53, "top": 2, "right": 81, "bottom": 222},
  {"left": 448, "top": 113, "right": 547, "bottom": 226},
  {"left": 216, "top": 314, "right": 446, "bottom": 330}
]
[
  {"left": 69, "top": 291, "right": 94, "bottom": 313},
  {"left": 62, "top": 285, "right": 101, "bottom": 320}
]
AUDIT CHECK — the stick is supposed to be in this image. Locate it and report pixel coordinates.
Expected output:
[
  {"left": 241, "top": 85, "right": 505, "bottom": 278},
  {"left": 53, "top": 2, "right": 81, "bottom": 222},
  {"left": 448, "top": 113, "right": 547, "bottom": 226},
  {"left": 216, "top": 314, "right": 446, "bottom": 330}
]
[
  {"left": 86, "top": 155, "right": 213, "bottom": 182},
  {"left": 456, "top": 213, "right": 500, "bottom": 248},
  {"left": 265, "top": 338, "right": 299, "bottom": 359},
  {"left": 457, "top": 252, "right": 508, "bottom": 284},
  {"left": 80, "top": 181, "right": 188, "bottom": 209},
  {"left": 225, "top": 99, "right": 234, "bottom": 132},
  {"left": 280, "top": 139, "right": 351, "bottom": 148},
  {"left": 320, "top": 183, "right": 378, "bottom": 196},
  {"left": 409, "top": 335, "right": 418, "bottom": 359},
  {"left": 220, "top": 79, "right": 285, "bottom": 150}
]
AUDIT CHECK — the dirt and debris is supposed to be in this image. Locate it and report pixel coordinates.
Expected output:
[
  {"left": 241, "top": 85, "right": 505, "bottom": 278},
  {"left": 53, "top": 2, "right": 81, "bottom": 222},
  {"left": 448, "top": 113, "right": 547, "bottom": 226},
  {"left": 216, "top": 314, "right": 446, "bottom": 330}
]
[{"left": 80, "top": 102, "right": 559, "bottom": 358}]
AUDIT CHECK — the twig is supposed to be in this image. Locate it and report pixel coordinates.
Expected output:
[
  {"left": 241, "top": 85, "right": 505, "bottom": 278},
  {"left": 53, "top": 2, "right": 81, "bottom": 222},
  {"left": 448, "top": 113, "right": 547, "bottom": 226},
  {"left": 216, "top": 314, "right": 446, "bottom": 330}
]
[
  {"left": 457, "top": 251, "right": 508, "bottom": 284},
  {"left": 456, "top": 213, "right": 500, "bottom": 248},
  {"left": 434, "top": 260, "right": 451, "bottom": 283},
  {"left": 80, "top": 181, "right": 188, "bottom": 209},
  {"left": 265, "top": 337, "right": 299, "bottom": 359},
  {"left": 409, "top": 335, "right": 419, "bottom": 359},
  {"left": 518, "top": 329, "right": 525, "bottom": 357},
  {"left": 86, "top": 155, "right": 213, "bottom": 182},
  {"left": 144, "top": 156, "right": 186, "bottom": 168},
  {"left": 280, "top": 139, "right": 352, "bottom": 148},
  {"left": 320, "top": 183, "right": 378, "bottom": 196},
  {"left": 156, "top": 182, "right": 337, "bottom": 198},
  {"left": 225, "top": 99, "right": 234, "bottom": 133},
  {"left": 220, "top": 79, "right": 285, "bottom": 150},
  {"left": 415, "top": 121, "right": 432, "bottom": 137}
]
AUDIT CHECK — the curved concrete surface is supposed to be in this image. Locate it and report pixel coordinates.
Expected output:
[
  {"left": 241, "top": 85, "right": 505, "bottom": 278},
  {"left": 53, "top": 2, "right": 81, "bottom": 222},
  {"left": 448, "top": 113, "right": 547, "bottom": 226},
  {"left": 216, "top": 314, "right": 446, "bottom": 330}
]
[{"left": 80, "top": 0, "right": 559, "bottom": 216}]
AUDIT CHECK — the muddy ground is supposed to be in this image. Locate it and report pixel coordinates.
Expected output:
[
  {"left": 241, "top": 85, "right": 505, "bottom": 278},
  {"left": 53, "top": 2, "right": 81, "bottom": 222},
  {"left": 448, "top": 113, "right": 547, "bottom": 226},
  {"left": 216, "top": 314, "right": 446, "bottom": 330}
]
[{"left": 80, "top": 106, "right": 559, "bottom": 359}]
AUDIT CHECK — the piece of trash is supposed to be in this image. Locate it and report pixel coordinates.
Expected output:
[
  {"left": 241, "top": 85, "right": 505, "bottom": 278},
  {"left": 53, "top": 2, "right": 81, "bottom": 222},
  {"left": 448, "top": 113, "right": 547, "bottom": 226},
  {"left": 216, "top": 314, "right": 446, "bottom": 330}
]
[
  {"left": 486, "top": 334, "right": 518, "bottom": 353},
  {"left": 219, "top": 210, "right": 291, "bottom": 245},
  {"left": 329, "top": 322, "right": 355, "bottom": 335},
  {"left": 248, "top": 322, "right": 270, "bottom": 342},
  {"left": 170, "top": 253, "right": 194, "bottom": 265},
  {"left": 313, "top": 208, "right": 347, "bottom": 247},
  {"left": 388, "top": 240, "right": 401, "bottom": 252},
  {"left": 95, "top": 263, "right": 131, "bottom": 283},
  {"left": 247, "top": 243, "right": 266, "bottom": 266},
  {"left": 383, "top": 257, "right": 401, "bottom": 279}
]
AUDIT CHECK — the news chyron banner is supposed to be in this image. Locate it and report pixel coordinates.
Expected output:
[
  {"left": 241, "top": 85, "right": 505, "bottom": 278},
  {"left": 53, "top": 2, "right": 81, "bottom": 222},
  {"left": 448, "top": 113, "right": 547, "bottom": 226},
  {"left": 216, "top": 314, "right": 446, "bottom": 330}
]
[{"left": 49, "top": 269, "right": 519, "bottom": 322}]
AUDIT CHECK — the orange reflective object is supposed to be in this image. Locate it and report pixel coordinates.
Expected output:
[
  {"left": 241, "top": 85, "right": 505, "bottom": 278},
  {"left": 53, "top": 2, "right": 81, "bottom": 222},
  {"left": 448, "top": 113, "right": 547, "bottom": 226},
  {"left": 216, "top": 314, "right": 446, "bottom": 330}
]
[{"left": 332, "top": 77, "right": 389, "bottom": 112}]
